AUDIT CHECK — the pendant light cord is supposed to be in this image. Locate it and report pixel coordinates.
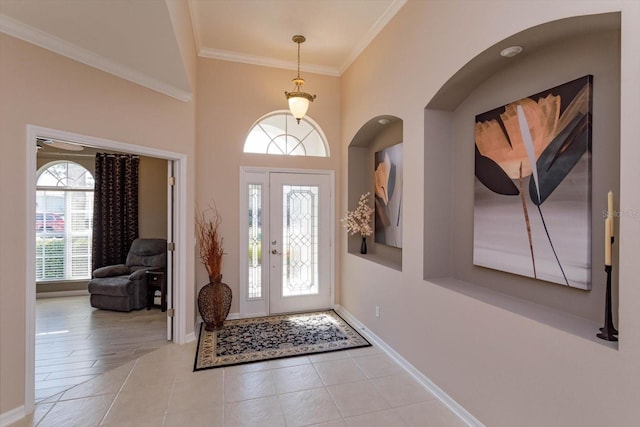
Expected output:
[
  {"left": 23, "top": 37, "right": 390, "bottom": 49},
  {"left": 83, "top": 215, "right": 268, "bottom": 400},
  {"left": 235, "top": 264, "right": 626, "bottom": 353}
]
[{"left": 297, "top": 41, "right": 301, "bottom": 79}]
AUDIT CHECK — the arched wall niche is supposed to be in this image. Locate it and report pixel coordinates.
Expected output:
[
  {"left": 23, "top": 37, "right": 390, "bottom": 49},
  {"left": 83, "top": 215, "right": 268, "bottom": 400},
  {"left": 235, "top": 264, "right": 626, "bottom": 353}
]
[
  {"left": 348, "top": 115, "right": 403, "bottom": 270},
  {"left": 423, "top": 12, "right": 621, "bottom": 345}
]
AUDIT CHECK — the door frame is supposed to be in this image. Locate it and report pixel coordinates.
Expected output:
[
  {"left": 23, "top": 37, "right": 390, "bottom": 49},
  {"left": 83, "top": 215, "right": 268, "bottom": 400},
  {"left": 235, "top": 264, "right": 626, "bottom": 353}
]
[
  {"left": 239, "top": 167, "right": 335, "bottom": 318},
  {"left": 25, "top": 125, "right": 189, "bottom": 413}
]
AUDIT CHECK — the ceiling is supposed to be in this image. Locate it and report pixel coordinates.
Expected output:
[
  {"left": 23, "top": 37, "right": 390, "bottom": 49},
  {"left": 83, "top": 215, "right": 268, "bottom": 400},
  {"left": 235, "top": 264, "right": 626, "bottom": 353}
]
[{"left": 0, "top": 0, "right": 406, "bottom": 101}]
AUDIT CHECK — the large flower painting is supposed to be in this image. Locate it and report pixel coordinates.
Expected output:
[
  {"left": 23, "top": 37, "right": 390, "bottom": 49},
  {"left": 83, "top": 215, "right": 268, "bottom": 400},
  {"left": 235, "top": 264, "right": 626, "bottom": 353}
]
[
  {"left": 374, "top": 142, "right": 403, "bottom": 248},
  {"left": 473, "top": 75, "right": 592, "bottom": 290}
]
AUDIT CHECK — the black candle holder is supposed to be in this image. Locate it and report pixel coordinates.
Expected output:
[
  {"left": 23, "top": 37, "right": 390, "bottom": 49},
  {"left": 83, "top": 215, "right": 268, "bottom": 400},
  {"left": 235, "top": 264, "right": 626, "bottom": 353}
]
[{"left": 597, "top": 264, "right": 618, "bottom": 342}]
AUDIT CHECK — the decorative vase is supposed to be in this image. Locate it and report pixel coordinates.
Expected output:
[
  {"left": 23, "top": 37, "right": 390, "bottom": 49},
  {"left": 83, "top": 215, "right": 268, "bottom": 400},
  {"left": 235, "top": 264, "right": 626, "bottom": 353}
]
[
  {"left": 360, "top": 236, "right": 367, "bottom": 254},
  {"left": 197, "top": 275, "right": 232, "bottom": 331}
]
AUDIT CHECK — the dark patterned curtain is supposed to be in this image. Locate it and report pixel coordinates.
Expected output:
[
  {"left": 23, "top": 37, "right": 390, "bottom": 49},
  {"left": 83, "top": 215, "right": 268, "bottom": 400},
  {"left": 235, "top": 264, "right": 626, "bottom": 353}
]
[{"left": 92, "top": 153, "right": 139, "bottom": 270}]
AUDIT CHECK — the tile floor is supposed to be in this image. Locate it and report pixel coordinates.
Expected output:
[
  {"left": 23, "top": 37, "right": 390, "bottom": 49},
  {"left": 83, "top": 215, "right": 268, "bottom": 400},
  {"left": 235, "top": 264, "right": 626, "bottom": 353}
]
[
  {"left": 11, "top": 339, "right": 468, "bottom": 426},
  {"left": 34, "top": 296, "right": 168, "bottom": 402}
]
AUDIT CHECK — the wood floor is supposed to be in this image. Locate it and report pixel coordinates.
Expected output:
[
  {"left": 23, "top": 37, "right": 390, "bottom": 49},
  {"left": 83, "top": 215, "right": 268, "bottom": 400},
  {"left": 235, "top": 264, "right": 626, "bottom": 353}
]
[{"left": 35, "top": 295, "right": 168, "bottom": 402}]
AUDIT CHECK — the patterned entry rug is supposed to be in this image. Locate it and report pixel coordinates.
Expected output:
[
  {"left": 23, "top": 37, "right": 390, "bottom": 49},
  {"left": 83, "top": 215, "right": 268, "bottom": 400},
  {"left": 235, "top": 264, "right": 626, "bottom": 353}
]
[{"left": 194, "top": 310, "right": 370, "bottom": 371}]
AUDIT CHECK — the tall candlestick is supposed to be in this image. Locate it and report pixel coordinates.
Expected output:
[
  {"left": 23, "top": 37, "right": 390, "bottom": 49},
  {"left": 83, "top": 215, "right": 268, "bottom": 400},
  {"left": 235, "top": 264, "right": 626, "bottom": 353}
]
[
  {"left": 605, "top": 217, "right": 612, "bottom": 266},
  {"left": 608, "top": 191, "right": 614, "bottom": 237},
  {"left": 597, "top": 264, "right": 618, "bottom": 341},
  {"left": 599, "top": 196, "right": 618, "bottom": 341}
]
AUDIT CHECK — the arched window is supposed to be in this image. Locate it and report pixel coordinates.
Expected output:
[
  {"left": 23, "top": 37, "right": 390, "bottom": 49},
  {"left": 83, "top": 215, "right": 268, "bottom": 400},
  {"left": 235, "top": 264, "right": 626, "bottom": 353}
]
[
  {"left": 243, "top": 111, "right": 329, "bottom": 157},
  {"left": 36, "top": 161, "right": 94, "bottom": 281}
]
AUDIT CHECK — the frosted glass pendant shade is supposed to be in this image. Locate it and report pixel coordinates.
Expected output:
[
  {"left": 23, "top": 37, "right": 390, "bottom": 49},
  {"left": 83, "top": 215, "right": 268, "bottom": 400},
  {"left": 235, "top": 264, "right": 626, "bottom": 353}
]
[{"left": 288, "top": 96, "right": 310, "bottom": 120}]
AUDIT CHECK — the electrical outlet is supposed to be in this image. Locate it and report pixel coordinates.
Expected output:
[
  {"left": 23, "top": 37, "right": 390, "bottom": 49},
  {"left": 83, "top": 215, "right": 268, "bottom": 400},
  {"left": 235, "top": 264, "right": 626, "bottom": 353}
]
[{"left": 375, "top": 305, "right": 380, "bottom": 318}]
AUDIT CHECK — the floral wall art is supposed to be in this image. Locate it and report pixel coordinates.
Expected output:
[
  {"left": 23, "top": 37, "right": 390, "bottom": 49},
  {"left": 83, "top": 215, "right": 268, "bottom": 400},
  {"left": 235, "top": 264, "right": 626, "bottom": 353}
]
[
  {"left": 374, "top": 142, "right": 403, "bottom": 248},
  {"left": 473, "top": 75, "right": 592, "bottom": 290}
]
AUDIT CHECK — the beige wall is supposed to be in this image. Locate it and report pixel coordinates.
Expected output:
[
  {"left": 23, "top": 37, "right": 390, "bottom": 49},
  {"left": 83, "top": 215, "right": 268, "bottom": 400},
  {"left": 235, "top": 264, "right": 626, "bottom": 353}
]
[
  {"left": 3, "top": 0, "right": 640, "bottom": 424},
  {"left": 0, "top": 33, "right": 197, "bottom": 414},
  {"left": 138, "top": 156, "right": 169, "bottom": 239},
  {"left": 340, "top": 1, "right": 640, "bottom": 426},
  {"left": 195, "top": 58, "right": 341, "bottom": 314}
]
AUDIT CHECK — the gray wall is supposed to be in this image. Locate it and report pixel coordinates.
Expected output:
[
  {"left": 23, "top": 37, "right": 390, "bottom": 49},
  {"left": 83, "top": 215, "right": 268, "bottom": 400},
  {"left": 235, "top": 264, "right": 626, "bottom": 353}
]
[
  {"left": 425, "top": 29, "right": 620, "bottom": 323},
  {"left": 347, "top": 119, "right": 403, "bottom": 269}
]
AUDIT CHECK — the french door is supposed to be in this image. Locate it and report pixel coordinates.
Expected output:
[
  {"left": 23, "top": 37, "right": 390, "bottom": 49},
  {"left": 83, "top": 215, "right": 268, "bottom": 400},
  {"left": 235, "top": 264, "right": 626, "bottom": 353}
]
[{"left": 240, "top": 169, "right": 333, "bottom": 316}]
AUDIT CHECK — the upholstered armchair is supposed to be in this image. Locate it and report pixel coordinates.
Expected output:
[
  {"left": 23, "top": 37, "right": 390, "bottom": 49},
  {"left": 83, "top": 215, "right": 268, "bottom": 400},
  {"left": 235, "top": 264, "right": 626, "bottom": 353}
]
[{"left": 88, "top": 238, "right": 167, "bottom": 312}]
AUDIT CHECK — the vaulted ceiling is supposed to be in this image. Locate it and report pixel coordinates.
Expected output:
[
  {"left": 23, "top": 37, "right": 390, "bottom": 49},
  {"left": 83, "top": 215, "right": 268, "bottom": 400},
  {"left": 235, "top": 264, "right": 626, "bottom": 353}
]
[{"left": 0, "top": 0, "right": 405, "bottom": 101}]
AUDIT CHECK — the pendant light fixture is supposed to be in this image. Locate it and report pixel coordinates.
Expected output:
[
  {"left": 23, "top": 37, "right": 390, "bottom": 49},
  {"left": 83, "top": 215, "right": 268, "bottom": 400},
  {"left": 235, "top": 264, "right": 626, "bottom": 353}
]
[{"left": 285, "top": 35, "right": 316, "bottom": 124}]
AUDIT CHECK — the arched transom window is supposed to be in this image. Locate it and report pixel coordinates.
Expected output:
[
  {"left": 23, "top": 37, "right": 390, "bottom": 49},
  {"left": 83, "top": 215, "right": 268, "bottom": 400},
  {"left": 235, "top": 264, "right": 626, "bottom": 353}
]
[{"left": 243, "top": 111, "right": 329, "bottom": 157}]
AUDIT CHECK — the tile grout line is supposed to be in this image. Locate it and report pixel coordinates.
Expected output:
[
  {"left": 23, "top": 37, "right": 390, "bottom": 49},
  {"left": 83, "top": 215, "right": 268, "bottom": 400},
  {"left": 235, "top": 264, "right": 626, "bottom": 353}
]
[
  {"left": 34, "top": 401, "right": 56, "bottom": 427},
  {"left": 97, "top": 358, "right": 138, "bottom": 426}
]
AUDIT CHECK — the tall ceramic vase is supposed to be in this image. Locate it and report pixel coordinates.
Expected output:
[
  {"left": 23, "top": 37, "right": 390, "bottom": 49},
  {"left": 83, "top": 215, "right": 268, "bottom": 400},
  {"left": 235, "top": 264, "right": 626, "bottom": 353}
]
[{"left": 198, "top": 275, "right": 232, "bottom": 331}]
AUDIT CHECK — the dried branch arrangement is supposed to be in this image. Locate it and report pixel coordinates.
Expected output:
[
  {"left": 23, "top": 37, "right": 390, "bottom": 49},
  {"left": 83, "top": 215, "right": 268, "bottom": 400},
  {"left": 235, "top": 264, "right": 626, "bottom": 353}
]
[{"left": 196, "top": 204, "right": 224, "bottom": 282}]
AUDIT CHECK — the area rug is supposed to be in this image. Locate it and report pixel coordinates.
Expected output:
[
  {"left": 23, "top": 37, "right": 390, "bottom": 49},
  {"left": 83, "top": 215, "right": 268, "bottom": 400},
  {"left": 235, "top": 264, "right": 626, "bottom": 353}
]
[{"left": 194, "top": 310, "right": 370, "bottom": 371}]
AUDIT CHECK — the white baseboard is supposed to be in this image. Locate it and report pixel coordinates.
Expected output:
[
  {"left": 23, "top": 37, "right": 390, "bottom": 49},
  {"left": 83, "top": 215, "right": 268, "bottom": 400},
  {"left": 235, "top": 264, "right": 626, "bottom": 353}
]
[
  {"left": 0, "top": 405, "right": 26, "bottom": 427},
  {"left": 185, "top": 331, "right": 197, "bottom": 343},
  {"left": 333, "top": 305, "right": 484, "bottom": 427},
  {"left": 36, "top": 290, "right": 89, "bottom": 298}
]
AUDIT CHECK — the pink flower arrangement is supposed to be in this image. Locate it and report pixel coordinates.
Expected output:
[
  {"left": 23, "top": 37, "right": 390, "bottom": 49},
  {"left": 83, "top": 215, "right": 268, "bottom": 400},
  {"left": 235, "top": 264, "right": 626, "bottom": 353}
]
[{"left": 341, "top": 192, "right": 374, "bottom": 237}]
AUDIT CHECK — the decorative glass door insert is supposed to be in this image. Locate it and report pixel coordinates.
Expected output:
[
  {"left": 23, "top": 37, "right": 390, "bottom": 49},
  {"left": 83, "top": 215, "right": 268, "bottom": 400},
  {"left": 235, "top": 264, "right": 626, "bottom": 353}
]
[
  {"left": 240, "top": 169, "right": 332, "bottom": 316},
  {"left": 247, "top": 183, "right": 263, "bottom": 299},
  {"left": 280, "top": 184, "right": 319, "bottom": 297}
]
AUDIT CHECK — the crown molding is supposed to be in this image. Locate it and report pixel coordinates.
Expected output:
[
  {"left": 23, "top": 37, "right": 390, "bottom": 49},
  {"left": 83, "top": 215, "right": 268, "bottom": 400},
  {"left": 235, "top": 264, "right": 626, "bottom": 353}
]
[
  {"left": 187, "top": 0, "right": 203, "bottom": 56},
  {"left": 0, "top": 13, "right": 192, "bottom": 102},
  {"left": 198, "top": 47, "right": 340, "bottom": 77},
  {"left": 339, "top": 0, "right": 408, "bottom": 74},
  {"left": 196, "top": 0, "right": 406, "bottom": 77}
]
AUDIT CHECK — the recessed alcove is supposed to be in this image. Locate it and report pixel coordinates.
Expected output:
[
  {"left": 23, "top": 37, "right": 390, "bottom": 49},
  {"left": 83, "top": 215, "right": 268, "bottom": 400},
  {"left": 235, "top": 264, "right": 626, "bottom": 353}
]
[
  {"left": 348, "top": 115, "right": 403, "bottom": 271},
  {"left": 423, "top": 12, "right": 621, "bottom": 346}
]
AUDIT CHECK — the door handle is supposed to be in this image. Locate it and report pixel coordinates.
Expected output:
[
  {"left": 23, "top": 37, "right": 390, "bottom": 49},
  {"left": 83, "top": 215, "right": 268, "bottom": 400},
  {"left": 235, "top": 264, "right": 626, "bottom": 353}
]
[{"left": 271, "top": 249, "right": 282, "bottom": 255}]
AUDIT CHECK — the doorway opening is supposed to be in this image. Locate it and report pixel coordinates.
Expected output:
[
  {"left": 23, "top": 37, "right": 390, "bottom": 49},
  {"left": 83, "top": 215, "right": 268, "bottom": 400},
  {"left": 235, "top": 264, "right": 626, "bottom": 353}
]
[{"left": 25, "top": 125, "right": 189, "bottom": 413}]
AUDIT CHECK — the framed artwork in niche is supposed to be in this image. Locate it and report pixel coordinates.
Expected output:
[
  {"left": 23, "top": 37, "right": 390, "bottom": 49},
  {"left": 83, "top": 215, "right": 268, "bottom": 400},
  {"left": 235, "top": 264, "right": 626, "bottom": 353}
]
[
  {"left": 473, "top": 75, "right": 593, "bottom": 290},
  {"left": 374, "top": 142, "right": 403, "bottom": 248}
]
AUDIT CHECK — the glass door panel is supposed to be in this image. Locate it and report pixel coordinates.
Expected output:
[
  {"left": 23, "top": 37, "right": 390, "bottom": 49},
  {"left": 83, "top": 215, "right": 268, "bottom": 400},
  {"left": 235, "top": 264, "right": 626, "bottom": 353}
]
[
  {"left": 281, "top": 184, "right": 319, "bottom": 297},
  {"left": 269, "top": 173, "right": 331, "bottom": 314}
]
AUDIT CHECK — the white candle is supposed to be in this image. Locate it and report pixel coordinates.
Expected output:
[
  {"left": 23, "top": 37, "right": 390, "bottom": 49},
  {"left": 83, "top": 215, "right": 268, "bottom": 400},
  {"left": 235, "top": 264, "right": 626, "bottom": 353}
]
[
  {"left": 608, "top": 191, "right": 614, "bottom": 237},
  {"left": 605, "top": 217, "right": 612, "bottom": 266}
]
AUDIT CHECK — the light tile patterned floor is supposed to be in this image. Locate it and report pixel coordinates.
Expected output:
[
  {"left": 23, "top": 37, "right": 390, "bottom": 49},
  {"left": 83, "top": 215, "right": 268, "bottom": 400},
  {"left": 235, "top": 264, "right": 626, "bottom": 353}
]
[
  {"left": 34, "top": 296, "right": 167, "bottom": 402},
  {"left": 12, "top": 341, "right": 468, "bottom": 426},
  {"left": 13, "top": 296, "right": 468, "bottom": 426}
]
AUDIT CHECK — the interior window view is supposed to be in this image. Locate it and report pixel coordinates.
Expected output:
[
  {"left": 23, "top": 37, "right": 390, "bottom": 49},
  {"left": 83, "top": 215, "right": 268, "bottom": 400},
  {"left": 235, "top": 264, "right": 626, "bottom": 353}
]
[
  {"left": 1, "top": 2, "right": 636, "bottom": 427},
  {"left": 36, "top": 161, "right": 94, "bottom": 282}
]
